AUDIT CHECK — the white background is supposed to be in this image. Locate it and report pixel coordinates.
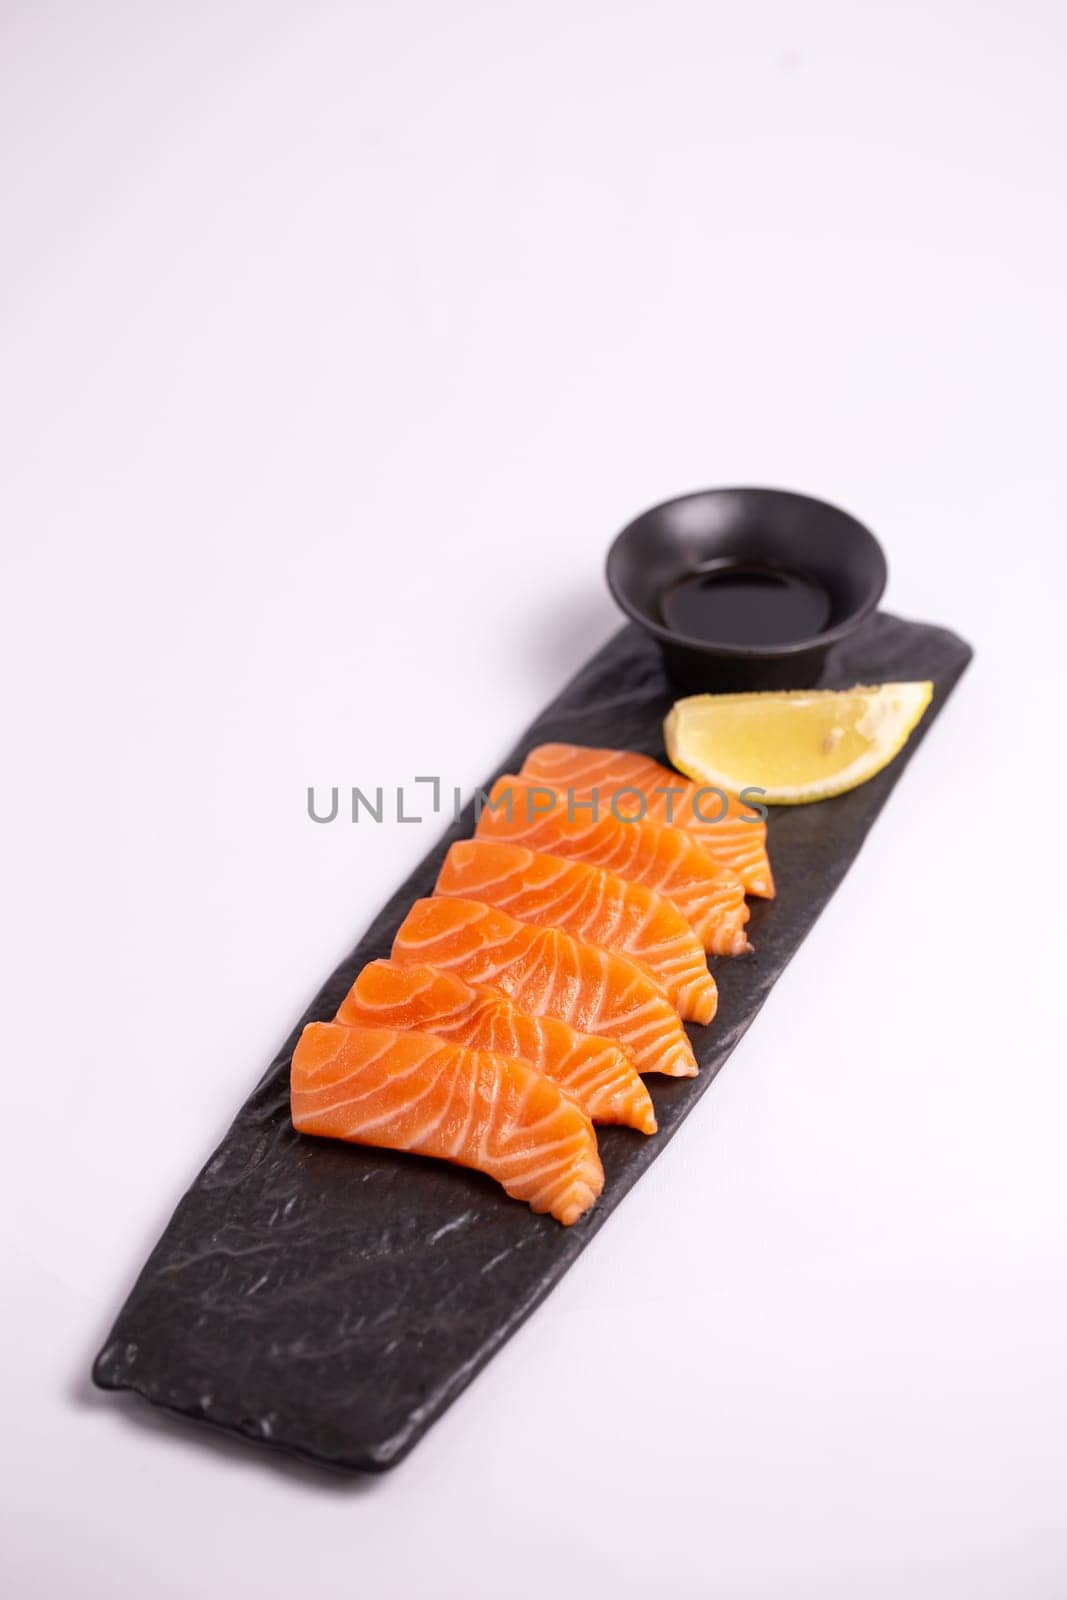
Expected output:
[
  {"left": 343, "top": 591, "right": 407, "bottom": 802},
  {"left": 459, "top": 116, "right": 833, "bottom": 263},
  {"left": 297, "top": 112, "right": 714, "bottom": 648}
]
[{"left": 2, "top": 2, "right": 1066, "bottom": 1596}]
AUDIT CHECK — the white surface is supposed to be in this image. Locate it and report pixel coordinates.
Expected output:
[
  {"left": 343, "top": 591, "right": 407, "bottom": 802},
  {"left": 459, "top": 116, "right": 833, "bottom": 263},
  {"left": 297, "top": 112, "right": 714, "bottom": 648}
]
[{"left": 2, "top": 2, "right": 1066, "bottom": 1595}]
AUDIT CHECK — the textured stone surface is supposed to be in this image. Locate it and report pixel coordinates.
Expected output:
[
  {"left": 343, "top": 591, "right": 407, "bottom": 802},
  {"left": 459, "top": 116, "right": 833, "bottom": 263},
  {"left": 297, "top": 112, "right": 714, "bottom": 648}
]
[{"left": 92, "top": 613, "right": 972, "bottom": 1471}]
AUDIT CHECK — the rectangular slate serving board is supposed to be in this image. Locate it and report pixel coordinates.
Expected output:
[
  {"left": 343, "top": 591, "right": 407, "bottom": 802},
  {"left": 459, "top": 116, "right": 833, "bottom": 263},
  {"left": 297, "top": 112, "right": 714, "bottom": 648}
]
[{"left": 93, "top": 611, "right": 972, "bottom": 1472}]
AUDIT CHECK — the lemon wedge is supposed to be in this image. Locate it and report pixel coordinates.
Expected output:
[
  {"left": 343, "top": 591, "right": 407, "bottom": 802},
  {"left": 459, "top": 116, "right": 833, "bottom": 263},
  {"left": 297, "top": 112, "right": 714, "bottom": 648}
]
[{"left": 664, "top": 682, "right": 934, "bottom": 805}]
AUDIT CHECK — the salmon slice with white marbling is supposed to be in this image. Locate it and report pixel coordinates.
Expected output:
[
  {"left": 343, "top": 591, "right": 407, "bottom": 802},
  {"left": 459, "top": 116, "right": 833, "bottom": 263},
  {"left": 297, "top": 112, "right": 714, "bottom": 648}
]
[
  {"left": 392, "top": 897, "right": 698, "bottom": 1078},
  {"left": 291, "top": 1021, "right": 603, "bottom": 1226},
  {"left": 521, "top": 742, "right": 774, "bottom": 898},
  {"left": 435, "top": 839, "right": 717, "bottom": 1024},
  {"left": 338, "top": 959, "right": 655, "bottom": 1133},
  {"left": 475, "top": 776, "right": 750, "bottom": 956}
]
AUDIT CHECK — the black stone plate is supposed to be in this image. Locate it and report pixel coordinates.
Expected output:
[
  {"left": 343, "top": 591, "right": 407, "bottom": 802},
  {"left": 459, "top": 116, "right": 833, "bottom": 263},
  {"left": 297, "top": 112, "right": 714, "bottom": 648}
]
[{"left": 93, "top": 611, "right": 972, "bottom": 1472}]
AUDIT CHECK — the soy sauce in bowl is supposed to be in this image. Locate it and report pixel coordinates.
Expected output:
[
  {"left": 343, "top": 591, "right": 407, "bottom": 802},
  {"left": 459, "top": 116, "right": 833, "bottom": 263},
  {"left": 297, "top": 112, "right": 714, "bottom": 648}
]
[
  {"left": 660, "top": 561, "right": 832, "bottom": 648},
  {"left": 606, "top": 487, "right": 888, "bottom": 691}
]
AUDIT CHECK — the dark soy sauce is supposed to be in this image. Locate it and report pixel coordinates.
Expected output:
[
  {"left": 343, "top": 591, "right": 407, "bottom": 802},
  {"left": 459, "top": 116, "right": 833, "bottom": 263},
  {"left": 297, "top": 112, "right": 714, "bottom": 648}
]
[{"left": 661, "top": 562, "right": 832, "bottom": 647}]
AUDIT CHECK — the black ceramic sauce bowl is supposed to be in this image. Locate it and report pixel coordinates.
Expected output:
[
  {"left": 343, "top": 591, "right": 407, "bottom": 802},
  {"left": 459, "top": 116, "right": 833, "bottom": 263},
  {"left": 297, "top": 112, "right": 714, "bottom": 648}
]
[{"left": 606, "top": 487, "right": 888, "bottom": 691}]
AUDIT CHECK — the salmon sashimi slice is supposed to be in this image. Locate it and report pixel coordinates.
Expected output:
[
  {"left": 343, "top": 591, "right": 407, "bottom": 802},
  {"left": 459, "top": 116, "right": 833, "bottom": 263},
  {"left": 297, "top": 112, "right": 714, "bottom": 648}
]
[
  {"left": 291, "top": 1021, "right": 604, "bottom": 1225},
  {"left": 521, "top": 742, "right": 774, "bottom": 898},
  {"left": 338, "top": 960, "right": 656, "bottom": 1133},
  {"left": 392, "top": 897, "right": 699, "bottom": 1078},
  {"left": 435, "top": 839, "right": 717, "bottom": 1025},
  {"left": 474, "top": 776, "right": 751, "bottom": 957}
]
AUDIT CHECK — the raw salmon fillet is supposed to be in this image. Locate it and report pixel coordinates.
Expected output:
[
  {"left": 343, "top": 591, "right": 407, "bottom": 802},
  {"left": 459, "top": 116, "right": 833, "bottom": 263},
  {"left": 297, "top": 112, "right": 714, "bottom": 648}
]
[
  {"left": 475, "top": 776, "right": 750, "bottom": 956},
  {"left": 291, "top": 1021, "right": 603, "bottom": 1226},
  {"left": 338, "top": 960, "right": 656, "bottom": 1133},
  {"left": 392, "top": 897, "right": 699, "bottom": 1078},
  {"left": 521, "top": 743, "right": 774, "bottom": 898},
  {"left": 435, "top": 839, "right": 717, "bottom": 1024}
]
